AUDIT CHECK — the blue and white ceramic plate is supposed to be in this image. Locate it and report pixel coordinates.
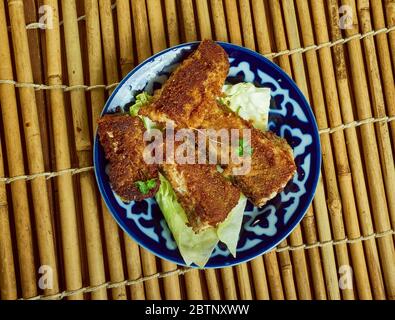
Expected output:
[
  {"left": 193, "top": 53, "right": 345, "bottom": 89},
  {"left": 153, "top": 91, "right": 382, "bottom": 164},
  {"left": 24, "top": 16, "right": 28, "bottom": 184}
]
[{"left": 94, "top": 42, "right": 321, "bottom": 268}]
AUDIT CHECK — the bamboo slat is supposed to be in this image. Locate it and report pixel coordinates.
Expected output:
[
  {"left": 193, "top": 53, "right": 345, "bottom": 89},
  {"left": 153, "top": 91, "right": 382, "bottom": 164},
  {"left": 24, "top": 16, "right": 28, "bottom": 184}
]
[
  {"left": 249, "top": 258, "right": 270, "bottom": 300},
  {"left": 370, "top": 1, "right": 395, "bottom": 152},
  {"left": 276, "top": 241, "right": 297, "bottom": 300},
  {"left": 239, "top": 0, "right": 255, "bottom": 50},
  {"left": 147, "top": 0, "right": 167, "bottom": 53},
  {"left": 0, "top": 0, "right": 37, "bottom": 299},
  {"left": 8, "top": 0, "right": 60, "bottom": 296},
  {"left": 251, "top": 0, "right": 271, "bottom": 55},
  {"left": 24, "top": 0, "right": 54, "bottom": 215},
  {"left": 85, "top": 0, "right": 106, "bottom": 129},
  {"left": 140, "top": 250, "right": 162, "bottom": 300},
  {"left": 263, "top": 251, "right": 284, "bottom": 300},
  {"left": 195, "top": 0, "right": 212, "bottom": 39},
  {"left": 182, "top": 269, "right": 202, "bottom": 299},
  {"left": 180, "top": 0, "right": 197, "bottom": 41},
  {"left": 42, "top": 0, "right": 83, "bottom": 300},
  {"left": 116, "top": 0, "right": 134, "bottom": 76},
  {"left": 131, "top": 0, "right": 152, "bottom": 62},
  {"left": 224, "top": 0, "right": 241, "bottom": 45},
  {"left": 312, "top": 179, "right": 342, "bottom": 299},
  {"left": 287, "top": 228, "right": 312, "bottom": 299},
  {"left": 220, "top": 267, "right": 238, "bottom": 300},
  {"left": 234, "top": 263, "right": 252, "bottom": 300},
  {"left": 99, "top": 0, "right": 120, "bottom": 93},
  {"left": 385, "top": 0, "right": 395, "bottom": 70},
  {"left": 123, "top": 242, "right": 146, "bottom": 300},
  {"left": 164, "top": 0, "right": 180, "bottom": 46},
  {"left": 203, "top": 269, "right": 221, "bottom": 300},
  {"left": 61, "top": 0, "right": 107, "bottom": 300},
  {"left": 210, "top": 0, "right": 227, "bottom": 42},
  {"left": 301, "top": 208, "right": 327, "bottom": 299},
  {"left": 0, "top": 136, "right": 16, "bottom": 300}
]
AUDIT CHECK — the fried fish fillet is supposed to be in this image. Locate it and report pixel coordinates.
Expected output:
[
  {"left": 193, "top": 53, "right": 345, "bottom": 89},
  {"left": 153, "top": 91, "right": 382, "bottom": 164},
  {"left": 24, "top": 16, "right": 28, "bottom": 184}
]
[
  {"left": 97, "top": 114, "right": 160, "bottom": 201},
  {"left": 140, "top": 39, "right": 229, "bottom": 128},
  {"left": 229, "top": 129, "right": 296, "bottom": 207},
  {"left": 200, "top": 103, "right": 296, "bottom": 207},
  {"left": 161, "top": 162, "right": 240, "bottom": 232},
  {"left": 200, "top": 102, "right": 251, "bottom": 130}
]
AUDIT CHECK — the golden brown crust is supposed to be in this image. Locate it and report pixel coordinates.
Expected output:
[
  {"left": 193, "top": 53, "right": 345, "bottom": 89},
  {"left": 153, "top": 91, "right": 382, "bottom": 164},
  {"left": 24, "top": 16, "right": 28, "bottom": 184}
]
[
  {"left": 200, "top": 103, "right": 296, "bottom": 207},
  {"left": 97, "top": 114, "right": 160, "bottom": 201},
  {"left": 200, "top": 102, "right": 251, "bottom": 130},
  {"left": 231, "top": 130, "right": 296, "bottom": 207},
  {"left": 140, "top": 40, "right": 229, "bottom": 128},
  {"left": 161, "top": 163, "right": 240, "bottom": 231}
]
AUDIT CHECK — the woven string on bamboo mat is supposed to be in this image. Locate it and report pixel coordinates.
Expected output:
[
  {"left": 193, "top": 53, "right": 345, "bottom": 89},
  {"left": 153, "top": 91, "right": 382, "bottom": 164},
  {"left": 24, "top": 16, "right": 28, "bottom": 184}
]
[{"left": 0, "top": 0, "right": 394, "bottom": 301}]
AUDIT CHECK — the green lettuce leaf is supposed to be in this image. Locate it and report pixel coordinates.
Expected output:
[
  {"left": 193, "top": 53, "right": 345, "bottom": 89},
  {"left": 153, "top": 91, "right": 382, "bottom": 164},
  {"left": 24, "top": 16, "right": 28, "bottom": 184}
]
[
  {"left": 129, "top": 92, "right": 158, "bottom": 130},
  {"left": 135, "top": 178, "right": 157, "bottom": 195},
  {"left": 129, "top": 92, "right": 153, "bottom": 117},
  {"left": 155, "top": 174, "right": 247, "bottom": 267},
  {"left": 221, "top": 83, "right": 271, "bottom": 131},
  {"left": 217, "top": 194, "right": 247, "bottom": 257},
  {"left": 155, "top": 174, "right": 219, "bottom": 267}
]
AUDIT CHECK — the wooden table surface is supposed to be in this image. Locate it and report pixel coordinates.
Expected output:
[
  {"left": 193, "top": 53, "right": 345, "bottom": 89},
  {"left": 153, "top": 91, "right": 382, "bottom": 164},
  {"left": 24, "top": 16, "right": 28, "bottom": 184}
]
[{"left": 0, "top": 0, "right": 394, "bottom": 300}]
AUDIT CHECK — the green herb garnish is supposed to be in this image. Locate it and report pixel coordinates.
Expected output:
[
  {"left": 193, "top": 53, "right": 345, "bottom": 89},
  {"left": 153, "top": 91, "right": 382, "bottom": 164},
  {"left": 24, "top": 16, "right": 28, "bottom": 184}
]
[
  {"left": 135, "top": 178, "right": 157, "bottom": 195},
  {"left": 237, "top": 139, "right": 254, "bottom": 157},
  {"left": 217, "top": 96, "right": 231, "bottom": 107}
]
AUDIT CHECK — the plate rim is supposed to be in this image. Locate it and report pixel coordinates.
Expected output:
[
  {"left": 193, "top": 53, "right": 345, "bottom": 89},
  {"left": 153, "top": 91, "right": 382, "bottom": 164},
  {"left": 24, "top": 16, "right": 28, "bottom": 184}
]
[{"left": 93, "top": 41, "right": 322, "bottom": 269}]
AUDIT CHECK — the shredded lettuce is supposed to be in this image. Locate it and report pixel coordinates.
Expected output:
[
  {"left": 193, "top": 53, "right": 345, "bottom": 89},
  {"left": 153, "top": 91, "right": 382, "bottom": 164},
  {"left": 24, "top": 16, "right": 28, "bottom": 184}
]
[
  {"left": 141, "top": 116, "right": 157, "bottom": 130},
  {"left": 129, "top": 92, "right": 158, "bottom": 130},
  {"left": 129, "top": 92, "right": 153, "bottom": 116},
  {"left": 221, "top": 83, "right": 271, "bottom": 131}
]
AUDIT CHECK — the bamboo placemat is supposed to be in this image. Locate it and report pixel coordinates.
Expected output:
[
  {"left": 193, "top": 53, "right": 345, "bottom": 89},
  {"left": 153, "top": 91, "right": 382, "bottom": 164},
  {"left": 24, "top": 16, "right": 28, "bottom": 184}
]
[{"left": 0, "top": 0, "right": 394, "bottom": 300}]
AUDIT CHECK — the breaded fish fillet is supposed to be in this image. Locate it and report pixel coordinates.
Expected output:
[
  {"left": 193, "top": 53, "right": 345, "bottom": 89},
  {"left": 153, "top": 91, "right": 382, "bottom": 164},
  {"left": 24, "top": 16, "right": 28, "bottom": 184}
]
[
  {"left": 229, "top": 130, "right": 296, "bottom": 207},
  {"left": 200, "top": 103, "right": 296, "bottom": 207},
  {"left": 140, "top": 40, "right": 229, "bottom": 128},
  {"left": 97, "top": 114, "right": 160, "bottom": 201},
  {"left": 161, "top": 162, "right": 240, "bottom": 232}
]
